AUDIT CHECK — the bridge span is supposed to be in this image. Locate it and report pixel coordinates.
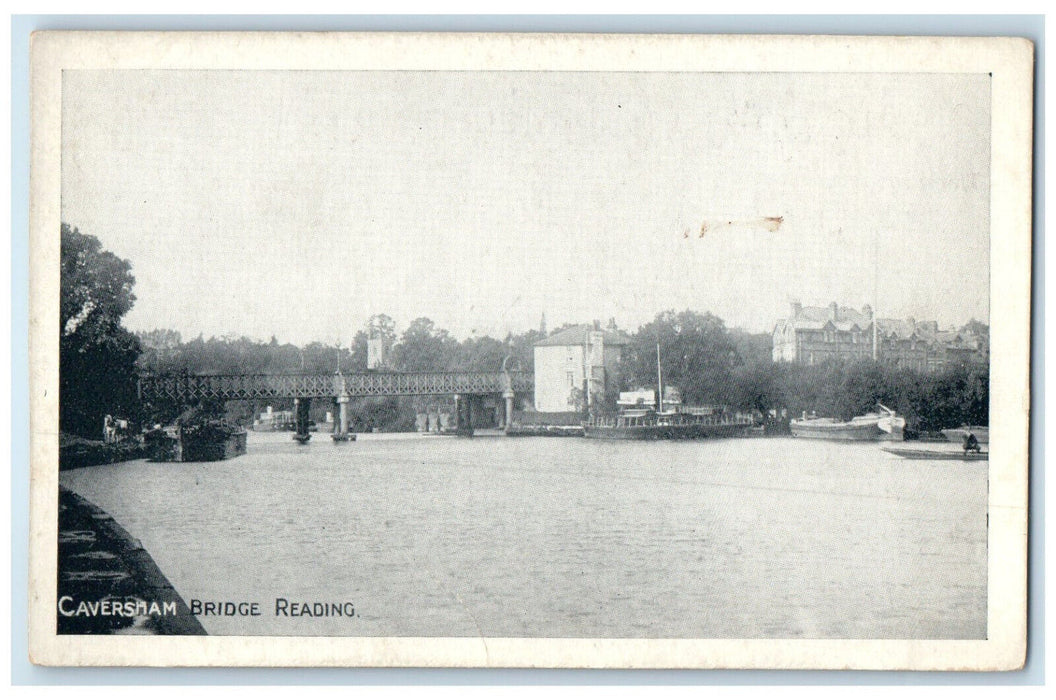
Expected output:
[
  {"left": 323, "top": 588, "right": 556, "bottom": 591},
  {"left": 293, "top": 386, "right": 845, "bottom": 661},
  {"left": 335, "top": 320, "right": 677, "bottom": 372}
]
[{"left": 138, "top": 371, "right": 535, "bottom": 440}]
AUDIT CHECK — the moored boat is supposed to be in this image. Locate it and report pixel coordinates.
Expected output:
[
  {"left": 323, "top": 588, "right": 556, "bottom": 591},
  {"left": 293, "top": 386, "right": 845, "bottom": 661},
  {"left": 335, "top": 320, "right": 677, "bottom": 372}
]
[
  {"left": 876, "top": 403, "right": 906, "bottom": 441},
  {"left": 789, "top": 414, "right": 882, "bottom": 441},
  {"left": 882, "top": 446, "right": 988, "bottom": 461},
  {"left": 145, "top": 420, "right": 247, "bottom": 462},
  {"left": 584, "top": 341, "right": 755, "bottom": 440},
  {"left": 791, "top": 404, "right": 905, "bottom": 441},
  {"left": 583, "top": 408, "right": 754, "bottom": 440}
]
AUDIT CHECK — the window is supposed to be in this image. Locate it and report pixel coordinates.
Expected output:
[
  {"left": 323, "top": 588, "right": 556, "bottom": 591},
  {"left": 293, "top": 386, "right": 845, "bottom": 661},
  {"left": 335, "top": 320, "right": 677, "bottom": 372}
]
[{"left": 567, "top": 372, "right": 575, "bottom": 387}]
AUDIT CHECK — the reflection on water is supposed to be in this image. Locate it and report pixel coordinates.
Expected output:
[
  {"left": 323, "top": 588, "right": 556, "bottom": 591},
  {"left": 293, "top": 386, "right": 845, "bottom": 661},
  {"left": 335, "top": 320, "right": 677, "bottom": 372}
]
[{"left": 59, "top": 432, "right": 987, "bottom": 639}]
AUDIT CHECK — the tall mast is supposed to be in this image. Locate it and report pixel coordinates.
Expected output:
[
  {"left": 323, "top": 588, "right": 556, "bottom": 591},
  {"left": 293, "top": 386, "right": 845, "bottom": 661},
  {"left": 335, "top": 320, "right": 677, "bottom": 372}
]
[
  {"left": 872, "top": 228, "right": 879, "bottom": 361},
  {"left": 872, "top": 309, "right": 879, "bottom": 361},
  {"left": 656, "top": 342, "right": 663, "bottom": 412}
]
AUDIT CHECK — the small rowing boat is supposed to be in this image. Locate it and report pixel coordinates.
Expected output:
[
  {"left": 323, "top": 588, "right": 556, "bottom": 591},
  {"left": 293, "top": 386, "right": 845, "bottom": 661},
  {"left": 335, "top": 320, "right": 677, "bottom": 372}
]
[{"left": 881, "top": 446, "right": 988, "bottom": 461}]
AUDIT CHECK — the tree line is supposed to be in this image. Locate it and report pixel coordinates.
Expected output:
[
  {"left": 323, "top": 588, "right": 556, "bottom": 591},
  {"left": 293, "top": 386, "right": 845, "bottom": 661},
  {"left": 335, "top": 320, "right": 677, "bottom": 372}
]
[
  {"left": 60, "top": 223, "right": 988, "bottom": 438},
  {"left": 136, "top": 318, "right": 543, "bottom": 378}
]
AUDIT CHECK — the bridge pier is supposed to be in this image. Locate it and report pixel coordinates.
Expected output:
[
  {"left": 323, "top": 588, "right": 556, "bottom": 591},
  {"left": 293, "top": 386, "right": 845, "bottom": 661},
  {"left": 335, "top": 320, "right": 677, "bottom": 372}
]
[
  {"left": 332, "top": 393, "right": 352, "bottom": 442},
  {"left": 503, "top": 390, "right": 515, "bottom": 434},
  {"left": 293, "top": 398, "right": 311, "bottom": 444},
  {"left": 454, "top": 395, "right": 474, "bottom": 437}
]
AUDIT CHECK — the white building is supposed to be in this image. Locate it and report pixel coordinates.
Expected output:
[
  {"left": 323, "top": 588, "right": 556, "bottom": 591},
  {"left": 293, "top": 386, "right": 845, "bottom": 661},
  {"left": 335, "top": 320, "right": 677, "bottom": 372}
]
[
  {"left": 533, "top": 324, "right": 630, "bottom": 413},
  {"left": 367, "top": 335, "right": 391, "bottom": 370}
]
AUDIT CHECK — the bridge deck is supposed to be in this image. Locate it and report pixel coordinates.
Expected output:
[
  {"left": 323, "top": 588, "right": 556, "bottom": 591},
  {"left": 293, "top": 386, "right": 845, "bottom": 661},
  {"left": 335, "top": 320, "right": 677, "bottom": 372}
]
[{"left": 138, "top": 371, "right": 534, "bottom": 401}]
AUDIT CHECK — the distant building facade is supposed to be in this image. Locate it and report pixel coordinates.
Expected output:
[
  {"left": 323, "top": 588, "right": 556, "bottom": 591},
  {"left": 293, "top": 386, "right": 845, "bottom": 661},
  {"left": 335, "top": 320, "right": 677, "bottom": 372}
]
[
  {"left": 772, "top": 301, "right": 988, "bottom": 371},
  {"left": 533, "top": 324, "right": 630, "bottom": 413}
]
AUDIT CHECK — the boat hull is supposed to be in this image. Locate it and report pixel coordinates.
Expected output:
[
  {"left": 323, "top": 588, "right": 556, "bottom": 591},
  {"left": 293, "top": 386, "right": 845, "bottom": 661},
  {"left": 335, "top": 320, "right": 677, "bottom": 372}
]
[
  {"left": 878, "top": 415, "right": 906, "bottom": 441},
  {"left": 790, "top": 420, "right": 881, "bottom": 441},
  {"left": 583, "top": 422, "right": 749, "bottom": 440},
  {"left": 882, "top": 446, "right": 988, "bottom": 461},
  {"left": 147, "top": 427, "right": 247, "bottom": 462}
]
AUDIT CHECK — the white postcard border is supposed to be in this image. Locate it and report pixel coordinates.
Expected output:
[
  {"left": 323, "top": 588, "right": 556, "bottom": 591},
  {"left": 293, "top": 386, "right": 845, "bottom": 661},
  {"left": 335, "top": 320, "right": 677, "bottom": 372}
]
[{"left": 28, "top": 31, "right": 1033, "bottom": 669}]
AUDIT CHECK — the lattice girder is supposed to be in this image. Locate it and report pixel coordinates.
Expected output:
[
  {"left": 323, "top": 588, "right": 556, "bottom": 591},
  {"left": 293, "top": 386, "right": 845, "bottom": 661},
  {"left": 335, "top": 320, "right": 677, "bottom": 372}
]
[{"left": 139, "top": 371, "right": 534, "bottom": 401}]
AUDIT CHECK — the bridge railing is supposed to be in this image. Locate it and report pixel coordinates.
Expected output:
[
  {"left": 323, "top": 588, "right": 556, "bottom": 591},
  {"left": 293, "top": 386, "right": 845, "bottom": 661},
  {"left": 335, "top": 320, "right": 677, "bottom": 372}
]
[{"left": 138, "top": 371, "right": 534, "bottom": 401}]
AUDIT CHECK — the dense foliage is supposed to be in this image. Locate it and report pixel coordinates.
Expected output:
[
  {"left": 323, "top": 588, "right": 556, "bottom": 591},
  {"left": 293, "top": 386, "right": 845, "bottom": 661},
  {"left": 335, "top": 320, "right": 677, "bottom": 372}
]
[
  {"left": 59, "top": 223, "right": 987, "bottom": 436},
  {"left": 60, "top": 224, "right": 142, "bottom": 438}
]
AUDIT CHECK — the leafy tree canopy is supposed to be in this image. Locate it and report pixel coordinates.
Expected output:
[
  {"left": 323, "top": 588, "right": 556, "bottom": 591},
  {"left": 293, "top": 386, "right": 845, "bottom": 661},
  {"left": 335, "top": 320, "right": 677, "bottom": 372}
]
[
  {"left": 60, "top": 224, "right": 141, "bottom": 437},
  {"left": 628, "top": 309, "right": 739, "bottom": 405}
]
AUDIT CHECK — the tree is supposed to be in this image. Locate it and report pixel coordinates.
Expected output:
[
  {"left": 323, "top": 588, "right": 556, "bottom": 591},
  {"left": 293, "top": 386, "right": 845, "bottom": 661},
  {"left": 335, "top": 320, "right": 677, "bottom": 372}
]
[
  {"left": 366, "top": 314, "right": 398, "bottom": 343},
  {"left": 729, "top": 359, "right": 787, "bottom": 414},
  {"left": 452, "top": 335, "right": 508, "bottom": 371},
  {"left": 350, "top": 314, "right": 398, "bottom": 371},
  {"left": 729, "top": 329, "right": 773, "bottom": 366},
  {"left": 629, "top": 310, "right": 739, "bottom": 405},
  {"left": 393, "top": 317, "right": 458, "bottom": 371},
  {"left": 504, "top": 328, "right": 545, "bottom": 373},
  {"left": 136, "top": 329, "right": 182, "bottom": 374},
  {"left": 962, "top": 318, "right": 990, "bottom": 338},
  {"left": 60, "top": 224, "right": 142, "bottom": 437}
]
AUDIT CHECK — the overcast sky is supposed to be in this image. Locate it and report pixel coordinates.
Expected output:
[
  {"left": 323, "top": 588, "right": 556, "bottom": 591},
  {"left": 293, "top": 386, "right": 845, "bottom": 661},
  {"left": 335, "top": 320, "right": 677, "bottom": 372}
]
[{"left": 61, "top": 70, "right": 990, "bottom": 345}]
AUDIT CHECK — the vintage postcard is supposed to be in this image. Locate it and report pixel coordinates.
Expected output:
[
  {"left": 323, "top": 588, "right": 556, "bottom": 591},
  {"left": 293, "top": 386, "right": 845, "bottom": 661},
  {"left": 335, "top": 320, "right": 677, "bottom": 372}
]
[{"left": 28, "top": 32, "right": 1033, "bottom": 669}]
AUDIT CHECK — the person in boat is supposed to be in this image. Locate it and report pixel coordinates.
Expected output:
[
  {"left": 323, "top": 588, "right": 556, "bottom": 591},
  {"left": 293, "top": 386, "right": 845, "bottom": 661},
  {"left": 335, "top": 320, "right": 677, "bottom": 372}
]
[{"left": 963, "top": 431, "right": 981, "bottom": 454}]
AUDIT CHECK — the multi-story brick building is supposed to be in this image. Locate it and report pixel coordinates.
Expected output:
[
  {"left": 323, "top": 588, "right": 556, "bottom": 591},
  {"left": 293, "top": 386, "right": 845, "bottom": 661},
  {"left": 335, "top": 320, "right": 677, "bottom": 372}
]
[{"left": 772, "top": 301, "right": 987, "bottom": 371}]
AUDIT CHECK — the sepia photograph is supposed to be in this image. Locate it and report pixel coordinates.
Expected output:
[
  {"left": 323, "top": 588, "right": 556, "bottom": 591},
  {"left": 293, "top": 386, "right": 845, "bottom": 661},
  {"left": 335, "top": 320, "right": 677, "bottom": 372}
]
[{"left": 28, "top": 32, "right": 1033, "bottom": 669}]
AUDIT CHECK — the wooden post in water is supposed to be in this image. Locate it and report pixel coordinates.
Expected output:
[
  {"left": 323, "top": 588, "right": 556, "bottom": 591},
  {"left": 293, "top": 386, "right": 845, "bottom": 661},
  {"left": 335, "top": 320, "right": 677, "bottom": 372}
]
[{"left": 293, "top": 397, "right": 311, "bottom": 443}]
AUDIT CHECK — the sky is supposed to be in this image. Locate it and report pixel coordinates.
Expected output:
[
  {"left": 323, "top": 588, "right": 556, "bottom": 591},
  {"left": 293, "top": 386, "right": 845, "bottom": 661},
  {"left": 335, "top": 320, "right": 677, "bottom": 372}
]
[{"left": 61, "top": 70, "right": 991, "bottom": 345}]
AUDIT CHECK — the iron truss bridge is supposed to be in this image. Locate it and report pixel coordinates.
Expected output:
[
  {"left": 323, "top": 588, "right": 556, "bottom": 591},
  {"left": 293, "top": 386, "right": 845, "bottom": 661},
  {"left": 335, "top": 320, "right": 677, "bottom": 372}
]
[{"left": 138, "top": 371, "right": 535, "bottom": 402}]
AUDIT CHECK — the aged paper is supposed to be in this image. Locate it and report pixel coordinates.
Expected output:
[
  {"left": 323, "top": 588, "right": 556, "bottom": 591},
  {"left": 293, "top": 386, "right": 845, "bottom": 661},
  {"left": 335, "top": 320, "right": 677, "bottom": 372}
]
[{"left": 29, "top": 32, "right": 1032, "bottom": 668}]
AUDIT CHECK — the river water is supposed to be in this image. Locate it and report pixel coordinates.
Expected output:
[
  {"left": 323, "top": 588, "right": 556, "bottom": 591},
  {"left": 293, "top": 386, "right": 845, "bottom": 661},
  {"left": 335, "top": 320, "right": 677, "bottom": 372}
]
[{"left": 59, "top": 432, "right": 987, "bottom": 639}]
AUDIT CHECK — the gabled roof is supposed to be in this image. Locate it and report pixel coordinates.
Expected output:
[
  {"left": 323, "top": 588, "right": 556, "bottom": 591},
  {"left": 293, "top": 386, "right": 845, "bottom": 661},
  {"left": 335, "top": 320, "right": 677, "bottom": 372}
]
[
  {"left": 877, "top": 319, "right": 943, "bottom": 341},
  {"left": 788, "top": 320, "right": 866, "bottom": 332},
  {"left": 777, "top": 304, "right": 953, "bottom": 340},
  {"left": 796, "top": 305, "right": 872, "bottom": 325},
  {"left": 776, "top": 304, "right": 872, "bottom": 334},
  {"left": 534, "top": 324, "right": 632, "bottom": 347}
]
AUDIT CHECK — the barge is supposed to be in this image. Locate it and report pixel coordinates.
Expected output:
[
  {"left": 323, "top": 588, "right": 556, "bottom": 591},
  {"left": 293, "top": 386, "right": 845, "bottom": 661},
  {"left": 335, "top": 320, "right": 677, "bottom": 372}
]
[
  {"left": 145, "top": 420, "right": 247, "bottom": 462},
  {"left": 790, "top": 404, "right": 904, "bottom": 441}
]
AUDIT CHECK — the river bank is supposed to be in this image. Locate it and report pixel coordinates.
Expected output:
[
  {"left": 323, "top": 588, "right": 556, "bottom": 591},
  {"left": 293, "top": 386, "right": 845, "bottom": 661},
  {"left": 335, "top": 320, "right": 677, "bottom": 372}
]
[
  {"left": 57, "top": 487, "right": 206, "bottom": 635},
  {"left": 59, "top": 432, "right": 146, "bottom": 471}
]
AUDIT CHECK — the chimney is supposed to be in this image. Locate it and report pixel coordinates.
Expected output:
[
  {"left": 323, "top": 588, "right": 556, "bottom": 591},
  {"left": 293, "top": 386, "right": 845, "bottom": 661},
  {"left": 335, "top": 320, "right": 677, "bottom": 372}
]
[
  {"left": 593, "top": 319, "right": 601, "bottom": 330},
  {"left": 791, "top": 301, "right": 802, "bottom": 317},
  {"left": 829, "top": 302, "right": 838, "bottom": 321},
  {"left": 862, "top": 304, "right": 873, "bottom": 319}
]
